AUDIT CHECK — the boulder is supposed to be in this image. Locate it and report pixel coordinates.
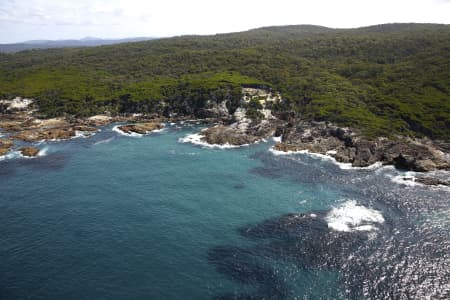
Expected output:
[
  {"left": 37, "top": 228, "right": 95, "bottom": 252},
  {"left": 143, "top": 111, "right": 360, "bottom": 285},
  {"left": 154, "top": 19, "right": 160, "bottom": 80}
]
[
  {"left": 20, "top": 147, "right": 40, "bottom": 157},
  {"left": 118, "top": 122, "right": 164, "bottom": 135},
  {"left": 202, "top": 125, "right": 259, "bottom": 146}
]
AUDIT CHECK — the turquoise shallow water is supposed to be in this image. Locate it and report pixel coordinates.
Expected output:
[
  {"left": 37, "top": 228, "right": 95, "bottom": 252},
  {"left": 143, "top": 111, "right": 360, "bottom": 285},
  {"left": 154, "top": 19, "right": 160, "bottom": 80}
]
[{"left": 1, "top": 124, "right": 449, "bottom": 299}]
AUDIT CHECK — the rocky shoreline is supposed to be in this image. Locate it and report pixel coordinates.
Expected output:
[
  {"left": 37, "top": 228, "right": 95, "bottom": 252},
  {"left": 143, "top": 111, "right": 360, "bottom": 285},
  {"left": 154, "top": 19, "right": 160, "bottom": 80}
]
[
  {"left": 1, "top": 94, "right": 449, "bottom": 187},
  {"left": 0, "top": 98, "right": 171, "bottom": 159},
  {"left": 186, "top": 116, "right": 449, "bottom": 174},
  {"left": 271, "top": 121, "right": 449, "bottom": 172}
]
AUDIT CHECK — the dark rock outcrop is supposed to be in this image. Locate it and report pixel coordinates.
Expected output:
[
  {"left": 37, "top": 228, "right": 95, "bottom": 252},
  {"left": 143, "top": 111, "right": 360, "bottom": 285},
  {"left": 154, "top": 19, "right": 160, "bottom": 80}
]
[
  {"left": 117, "top": 122, "right": 164, "bottom": 135},
  {"left": 202, "top": 125, "right": 260, "bottom": 145},
  {"left": 202, "top": 120, "right": 276, "bottom": 146},
  {"left": 19, "top": 147, "right": 40, "bottom": 157},
  {"left": 276, "top": 121, "right": 450, "bottom": 172}
]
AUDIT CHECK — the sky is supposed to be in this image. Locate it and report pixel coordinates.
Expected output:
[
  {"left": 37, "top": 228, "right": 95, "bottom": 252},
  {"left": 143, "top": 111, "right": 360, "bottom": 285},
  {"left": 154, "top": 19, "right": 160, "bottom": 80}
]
[{"left": 0, "top": 0, "right": 449, "bottom": 43}]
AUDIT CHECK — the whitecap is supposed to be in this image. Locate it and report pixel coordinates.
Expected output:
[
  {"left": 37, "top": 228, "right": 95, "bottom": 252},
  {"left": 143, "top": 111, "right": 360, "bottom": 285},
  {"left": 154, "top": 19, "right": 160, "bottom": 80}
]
[
  {"left": 337, "top": 161, "right": 384, "bottom": 170},
  {"left": 0, "top": 151, "right": 23, "bottom": 161},
  {"left": 112, "top": 125, "right": 142, "bottom": 137},
  {"left": 73, "top": 130, "right": 96, "bottom": 139},
  {"left": 390, "top": 172, "right": 419, "bottom": 187},
  {"left": 37, "top": 147, "right": 48, "bottom": 157},
  {"left": 112, "top": 125, "right": 165, "bottom": 137},
  {"left": 268, "top": 146, "right": 383, "bottom": 170},
  {"left": 151, "top": 128, "right": 166, "bottom": 133},
  {"left": 272, "top": 135, "right": 282, "bottom": 142},
  {"left": 389, "top": 171, "right": 450, "bottom": 189},
  {"left": 178, "top": 133, "right": 245, "bottom": 149},
  {"left": 93, "top": 137, "right": 115, "bottom": 145},
  {"left": 325, "top": 200, "right": 385, "bottom": 232},
  {"left": 268, "top": 147, "right": 309, "bottom": 156}
]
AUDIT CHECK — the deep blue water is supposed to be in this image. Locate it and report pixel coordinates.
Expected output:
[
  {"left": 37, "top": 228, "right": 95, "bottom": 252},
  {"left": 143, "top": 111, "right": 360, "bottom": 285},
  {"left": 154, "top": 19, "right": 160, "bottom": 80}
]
[{"left": 1, "top": 123, "right": 449, "bottom": 299}]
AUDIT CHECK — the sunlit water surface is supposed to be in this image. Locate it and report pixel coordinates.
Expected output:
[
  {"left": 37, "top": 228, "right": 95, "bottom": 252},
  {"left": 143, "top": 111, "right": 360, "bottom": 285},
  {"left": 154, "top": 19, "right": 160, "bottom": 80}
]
[{"left": 1, "top": 123, "right": 449, "bottom": 299}]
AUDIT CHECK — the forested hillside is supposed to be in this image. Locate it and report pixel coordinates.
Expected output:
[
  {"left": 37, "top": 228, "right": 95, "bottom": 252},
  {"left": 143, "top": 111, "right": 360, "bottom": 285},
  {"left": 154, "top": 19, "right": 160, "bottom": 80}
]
[{"left": 0, "top": 23, "right": 449, "bottom": 139}]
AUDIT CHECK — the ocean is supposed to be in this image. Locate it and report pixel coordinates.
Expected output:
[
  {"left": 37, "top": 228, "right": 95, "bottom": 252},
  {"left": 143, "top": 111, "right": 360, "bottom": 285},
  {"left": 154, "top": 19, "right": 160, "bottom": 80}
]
[{"left": 1, "top": 123, "right": 449, "bottom": 299}]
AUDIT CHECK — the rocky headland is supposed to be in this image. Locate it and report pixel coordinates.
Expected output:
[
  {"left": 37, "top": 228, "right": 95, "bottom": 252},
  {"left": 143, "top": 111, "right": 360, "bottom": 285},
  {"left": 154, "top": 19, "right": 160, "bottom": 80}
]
[
  {"left": 272, "top": 121, "right": 449, "bottom": 172},
  {"left": 188, "top": 89, "right": 449, "bottom": 175},
  {"left": 1, "top": 91, "right": 449, "bottom": 185}
]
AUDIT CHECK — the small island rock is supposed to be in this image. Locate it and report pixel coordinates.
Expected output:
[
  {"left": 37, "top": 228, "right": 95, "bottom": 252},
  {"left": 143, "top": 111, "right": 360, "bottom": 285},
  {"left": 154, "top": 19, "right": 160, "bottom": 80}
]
[
  {"left": 19, "top": 147, "right": 40, "bottom": 157},
  {"left": 118, "top": 122, "right": 164, "bottom": 134}
]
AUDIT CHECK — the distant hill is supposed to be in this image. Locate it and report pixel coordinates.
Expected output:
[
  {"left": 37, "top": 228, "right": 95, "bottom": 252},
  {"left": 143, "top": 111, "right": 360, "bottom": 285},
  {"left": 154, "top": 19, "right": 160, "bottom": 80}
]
[
  {"left": 0, "top": 37, "right": 156, "bottom": 53},
  {"left": 0, "top": 23, "right": 449, "bottom": 139}
]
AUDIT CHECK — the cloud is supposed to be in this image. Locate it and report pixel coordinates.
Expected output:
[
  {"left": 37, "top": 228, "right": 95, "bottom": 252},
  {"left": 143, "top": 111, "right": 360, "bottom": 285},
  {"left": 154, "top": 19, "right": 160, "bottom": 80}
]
[
  {"left": 0, "top": 0, "right": 132, "bottom": 26},
  {"left": 0, "top": 0, "right": 449, "bottom": 43}
]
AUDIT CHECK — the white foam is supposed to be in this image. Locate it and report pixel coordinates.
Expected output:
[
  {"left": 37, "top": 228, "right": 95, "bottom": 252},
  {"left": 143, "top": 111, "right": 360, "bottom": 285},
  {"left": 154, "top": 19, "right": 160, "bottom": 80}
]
[
  {"left": 151, "top": 128, "right": 166, "bottom": 133},
  {"left": 1, "top": 146, "right": 49, "bottom": 161},
  {"left": 37, "top": 147, "right": 48, "bottom": 157},
  {"left": 0, "top": 151, "right": 23, "bottom": 161},
  {"left": 325, "top": 200, "right": 385, "bottom": 232},
  {"left": 337, "top": 161, "right": 384, "bottom": 170},
  {"left": 272, "top": 135, "right": 282, "bottom": 142},
  {"left": 178, "top": 133, "right": 247, "bottom": 149},
  {"left": 389, "top": 172, "right": 450, "bottom": 190},
  {"left": 112, "top": 125, "right": 143, "bottom": 137},
  {"left": 93, "top": 137, "right": 115, "bottom": 145},
  {"left": 112, "top": 125, "right": 165, "bottom": 137},
  {"left": 390, "top": 172, "right": 419, "bottom": 187},
  {"left": 268, "top": 147, "right": 309, "bottom": 156},
  {"left": 73, "top": 130, "right": 96, "bottom": 139},
  {"left": 268, "top": 146, "right": 383, "bottom": 170}
]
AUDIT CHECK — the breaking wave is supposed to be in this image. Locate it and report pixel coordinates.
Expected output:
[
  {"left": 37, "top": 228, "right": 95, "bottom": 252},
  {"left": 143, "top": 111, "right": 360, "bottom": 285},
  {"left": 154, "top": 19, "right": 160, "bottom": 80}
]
[
  {"left": 178, "top": 133, "right": 250, "bottom": 149},
  {"left": 325, "top": 200, "right": 385, "bottom": 232},
  {"left": 268, "top": 147, "right": 383, "bottom": 170}
]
